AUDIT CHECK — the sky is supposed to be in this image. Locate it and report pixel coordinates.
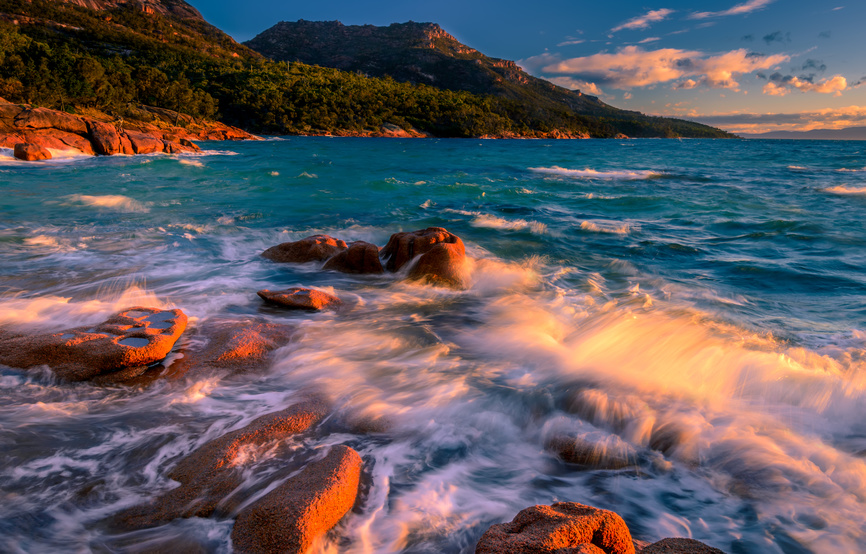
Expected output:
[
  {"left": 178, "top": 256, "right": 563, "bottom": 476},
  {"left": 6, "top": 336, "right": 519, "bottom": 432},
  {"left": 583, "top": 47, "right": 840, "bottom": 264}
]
[{"left": 189, "top": 0, "right": 866, "bottom": 134}]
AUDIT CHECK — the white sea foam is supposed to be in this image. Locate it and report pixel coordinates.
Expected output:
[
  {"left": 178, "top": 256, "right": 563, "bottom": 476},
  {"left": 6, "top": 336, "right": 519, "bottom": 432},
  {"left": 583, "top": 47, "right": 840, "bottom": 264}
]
[
  {"left": 530, "top": 166, "right": 661, "bottom": 180},
  {"left": 64, "top": 194, "right": 150, "bottom": 213},
  {"left": 579, "top": 220, "right": 632, "bottom": 234},
  {"left": 178, "top": 158, "right": 204, "bottom": 167},
  {"left": 444, "top": 209, "right": 547, "bottom": 234},
  {"left": 824, "top": 185, "right": 866, "bottom": 195},
  {"left": 836, "top": 167, "right": 866, "bottom": 173}
]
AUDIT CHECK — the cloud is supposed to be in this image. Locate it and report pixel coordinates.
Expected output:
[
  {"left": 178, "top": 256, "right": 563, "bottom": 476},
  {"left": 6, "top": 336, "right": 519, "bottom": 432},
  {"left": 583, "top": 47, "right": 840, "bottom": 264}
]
[
  {"left": 801, "top": 59, "right": 827, "bottom": 73},
  {"left": 623, "top": 92, "right": 633, "bottom": 99},
  {"left": 557, "top": 39, "right": 586, "bottom": 46},
  {"left": 763, "top": 31, "right": 790, "bottom": 44},
  {"left": 523, "top": 46, "right": 788, "bottom": 90},
  {"left": 690, "top": 0, "right": 775, "bottom": 20},
  {"left": 691, "top": 105, "right": 866, "bottom": 133},
  {"left": 638, "top": 37, "right": 661, "bottom": 44},
  {"left": 546, "top": 76, "right": 604, "bottom": 96},
  {"left": 819, "top": 30, "right": 832, "bottom": 39},
  {"left": 762, "top": 74, "right": 847, "bottom": 96},
  {"left": 611, "top": 8, "right": 675, "bottom": 32}
]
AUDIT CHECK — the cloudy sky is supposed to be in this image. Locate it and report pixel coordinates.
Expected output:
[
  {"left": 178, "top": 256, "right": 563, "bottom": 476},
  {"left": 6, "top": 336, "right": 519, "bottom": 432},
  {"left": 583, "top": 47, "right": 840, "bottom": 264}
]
[{"left": 191, "top": 0, "right": 866, "bottom": 134}]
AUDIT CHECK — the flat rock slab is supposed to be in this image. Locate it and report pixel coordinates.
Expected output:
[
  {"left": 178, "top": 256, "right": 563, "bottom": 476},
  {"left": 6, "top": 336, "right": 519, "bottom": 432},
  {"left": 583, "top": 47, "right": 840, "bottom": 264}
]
[
  {"left": 258, "top": 287, "right": 342, "bottom": 310},
  {"left": 262, "top": 234, "right": 347, "bottom": 263},
  {"left": 232, "top": 445, "right": 362, "bottom": 554},
  {"left": 111, "top": 398, "right": 330, "bottom": 529},
  {"left": 322, "top": 241, "right": 384, "bottom": 274},
  {"left": 475, "top": 502, "right": 635, "bottom": 554},
  {"left": 0, "top": 307, "right": 187, "bottom": 382},
  {"left": 640, "top": 538, "right": 726, "bottom": 554}
]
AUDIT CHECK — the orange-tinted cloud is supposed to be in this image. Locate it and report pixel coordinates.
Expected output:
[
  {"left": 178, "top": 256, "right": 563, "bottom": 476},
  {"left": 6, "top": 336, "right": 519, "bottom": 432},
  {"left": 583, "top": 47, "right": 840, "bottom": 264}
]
[
  {"left": 762, "top": 75, "right": 847, "bottom": 96},
  {"left": 690, "top": 0, "right": 775, "bottom": 20},
  {"left": 611, "top": 9, "right": 675, "bottom": 32},
  {"left": 688, "top": 105, "right": 866, "bottom": 133}
]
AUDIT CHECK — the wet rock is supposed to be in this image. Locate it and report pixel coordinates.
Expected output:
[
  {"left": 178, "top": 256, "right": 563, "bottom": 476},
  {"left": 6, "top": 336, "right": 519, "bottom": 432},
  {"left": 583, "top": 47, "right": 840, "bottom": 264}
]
[
  {"left": 13, "top": 142, "right": 51, "bottom": 161},
  {"left": 546, "top": 433, "right": 637, "bottom": 470},
  {"left": 406, "top": 240, "right": 467, "bottom": 288},
  {"left": 231, "top": 445, "right": 362, "bottom": 554},
  {"left": 639, "top": 538, "right": 725, "bottom": 554},
  {"left": 475, "top": 502, "right": 635, "bottom": 554},
  {"left": 258, "top": 287, "right": 342, "bottom": 310},
  {"left": 26, "top": 129, "right": 96, "bottom": 156},
  {"left": 87, "top": 120, "right": 122, "bottom": 155},
  {"left": 192, "top": 321, "right": 295, "bottom": 374},
  {"left": 322, "top": 241, "right": 384, "bottom": 274},
  {"left": 0, "top": 307, "right": 187, "bottom": 382},
  {"left": 262, "top": 234, "right": 348, "bottom": 263},
  {"left": 111, "top": 398, "right": 329, "bottom": 529},
  {"left": 381, "top": 227, "right": 464, "bottom": 272}
]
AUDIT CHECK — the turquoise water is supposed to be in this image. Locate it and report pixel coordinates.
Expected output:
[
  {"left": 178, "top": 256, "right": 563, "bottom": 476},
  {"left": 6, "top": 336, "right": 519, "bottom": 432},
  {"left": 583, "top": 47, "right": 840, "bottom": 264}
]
[{"left": 1, "top": 138, "right": 865, "bottom": 552}]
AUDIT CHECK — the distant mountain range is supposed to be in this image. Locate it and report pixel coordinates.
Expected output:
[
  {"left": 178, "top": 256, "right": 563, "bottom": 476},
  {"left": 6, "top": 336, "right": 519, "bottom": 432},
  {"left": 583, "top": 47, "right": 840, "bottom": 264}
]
[
  {"left": 739, "top": 127, "right": 866, "bottom": 140},
  {"left": 0, "top": 0, "right": 731, "bottom": 138}
]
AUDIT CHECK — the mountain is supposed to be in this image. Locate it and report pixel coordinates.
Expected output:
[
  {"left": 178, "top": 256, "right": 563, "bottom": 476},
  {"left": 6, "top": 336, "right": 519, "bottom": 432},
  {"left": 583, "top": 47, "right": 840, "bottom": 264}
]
[
  {"left": 0, "top": 1, "right": 731, "bottom": 138},
  {"left": 739, "top": 127, "right": 866, "bottom": 140},
  {"left": 245, "top": 20, "right": 731, "bottom": 138}
]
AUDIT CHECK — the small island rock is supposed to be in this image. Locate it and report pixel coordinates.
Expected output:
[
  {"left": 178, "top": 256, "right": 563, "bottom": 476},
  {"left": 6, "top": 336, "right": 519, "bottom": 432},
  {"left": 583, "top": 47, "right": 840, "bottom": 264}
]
[
  {"left": 262, "top": 234, "right": 348, "bottom": 263},
  {"left": 231, "top": 445, "right": 362, "bottom": 554},
  {"left": 381, "top": 227, "right": 464, "bottom": 272},
  {"left": 258, "top": 287, "right": 342, "bottom": 310},
  {"left": 13, "top": 142, "right": 52, "bottom": 161}
]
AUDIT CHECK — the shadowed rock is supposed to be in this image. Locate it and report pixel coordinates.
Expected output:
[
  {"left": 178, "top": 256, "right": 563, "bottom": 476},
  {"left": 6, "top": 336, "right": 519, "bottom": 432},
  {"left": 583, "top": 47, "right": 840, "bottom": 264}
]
[
  {"left": 111, "top": 399, "right": 329, "bottom": 529},
  {"left": 381, "top": 227, "right": 464, "bottom": 272},
  {"left": 475, "top": 502, "right": 635, "bottom": 554},
  {"left": 258, "top": 287, "right": 342, "bottom": 310},
  {"left": 639, "top": 538, "right": 725, "bottom": 553},
  {"left": 407, "top": 240, "right": 467, "bottom": 288},
  {"left": 231, "top": 445, "right": 362, "bottom": 554},
  {"left": 322, "top": 241, "right": 384, "bottom": 274},
  {"left": 13, "top": 142, "right": 51, "bottom": 161},
  {"left": 262, "top": 234, "right": 347, "bottom": 263},
  {"left": 0, "top": 307, "right": 187, "bottom": 382},
  {"left": 545, "top": 433, "right": 637, "bottom": 470}
]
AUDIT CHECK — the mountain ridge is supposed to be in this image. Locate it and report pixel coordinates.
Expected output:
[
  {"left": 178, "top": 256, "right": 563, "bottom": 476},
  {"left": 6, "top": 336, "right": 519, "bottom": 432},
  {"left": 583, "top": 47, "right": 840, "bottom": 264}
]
[{"left": 739, "top": 127, "right": 866, "bottom": 140}]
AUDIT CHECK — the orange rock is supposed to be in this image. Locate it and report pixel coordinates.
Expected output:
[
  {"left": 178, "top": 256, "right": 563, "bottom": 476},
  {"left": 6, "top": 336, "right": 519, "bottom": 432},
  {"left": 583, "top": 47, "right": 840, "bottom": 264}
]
[
  {"left": 110, "top": 399, "right": 330, "bottom": 529},
  {"left": 193, "top": 321, "right": 295, "bottom": 373},
  {"left": 381, "top": 227, "right": 464, "bottom": 272},
  {"left": 126, "top": 131, "right": 164, "bottom": 154},
  {"left": 13, "top": 142, "right": 51, "bottom": 161},
  {"left": 231, "top": 445, "right": 362, "bottom": 554},
  {"left": 87, "top": 120, "right": 121, "bottom": 155},
  {"left": 262, "top": 234, "right": 348, "bottom": 263},
  {"left": 639, "top": 538, "right": 725, "bottom": 553},
  {"left": 119, "top": 133, "right": 135, "bottom": 155},
  {"left": 258, "top": 287, "right": 342, "bottom": 310},
  {"left": 14, "top": 106, "right": 88, "bottom": 135},
  {"left": 407, "top": 241, "right": 467, "bottom": 288},
  {"left": 0, "top": 307, "right": 187, "bottom": 381},
  {"left": 475, "top": 502, "right": 635, "bottom": 554},
  {"left": 322, "top": 241, "right": 384, "bottom": 274}
]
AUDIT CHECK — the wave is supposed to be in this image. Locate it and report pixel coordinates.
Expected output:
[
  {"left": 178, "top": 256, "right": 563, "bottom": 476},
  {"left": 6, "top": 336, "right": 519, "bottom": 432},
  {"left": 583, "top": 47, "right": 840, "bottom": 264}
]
[
  {"left": 444, "top": 209, "right": 547, "bottom": 234},
  {"left": 824, "top": 185, "right": 866, "bottom": 195},
  {"left": 63, "top": 194, "right": 150, "bottom": 213},
  {"left": 530, "top": 166, "right": 661, "bottom": 180},
  {"left": 579, "top": 220, "right": 631, "bottom": 235}
]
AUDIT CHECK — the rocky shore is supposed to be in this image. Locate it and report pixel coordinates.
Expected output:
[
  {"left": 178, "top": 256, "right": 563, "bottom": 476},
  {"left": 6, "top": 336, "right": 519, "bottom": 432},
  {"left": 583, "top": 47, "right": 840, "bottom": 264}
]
[
  {"left": 0, "top": 227, "right": 725, "bottom": 552},
  {"left": 0, "top": 98, "right": 257, "bottom": 161}
]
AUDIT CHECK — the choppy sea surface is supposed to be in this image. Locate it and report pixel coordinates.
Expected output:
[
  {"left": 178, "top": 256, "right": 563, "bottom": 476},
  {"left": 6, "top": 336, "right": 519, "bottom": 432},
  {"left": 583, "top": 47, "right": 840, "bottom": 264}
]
[{"left": 1, "top": 137, "right": 865, "bottom": 553}]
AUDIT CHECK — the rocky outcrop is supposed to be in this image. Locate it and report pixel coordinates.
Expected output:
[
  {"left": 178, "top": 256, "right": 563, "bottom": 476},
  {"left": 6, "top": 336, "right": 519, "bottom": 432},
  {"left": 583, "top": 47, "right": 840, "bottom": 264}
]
[
  {"left": 381, "top": 227, "right": 463, "bottom": 272},
  {"left": 13, "top": 142, "right": 51, "bottom": 161},
  {"left": 258, "top": 287, "right": 343, "bottom": 310},
  {"left": 231, "top": 445, "right": 362, "bottom": 554},
  {"left": 475, "top": 502, "right": 635, "bottom": 554},
  {"left": 0, "top": 307, "right": 187, "bottom": 382},
  {"left": 322, "top": 241, "right": 384, "bottom": 274},
  {"left": 111, "top": 398, "right": 329, "bottom": 529},
  {"left": 261, "top": 234, "right": 348, "bottom": 263},
  {"left": 0, "top": 100, "right": 257, "bottom": 160}
]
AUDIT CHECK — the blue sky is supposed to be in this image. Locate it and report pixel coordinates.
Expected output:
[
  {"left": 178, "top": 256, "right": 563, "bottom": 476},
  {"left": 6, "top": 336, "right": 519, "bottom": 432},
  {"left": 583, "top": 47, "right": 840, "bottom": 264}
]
[{"left": 190, "top": 0, "right": 866, "bottom": 133}]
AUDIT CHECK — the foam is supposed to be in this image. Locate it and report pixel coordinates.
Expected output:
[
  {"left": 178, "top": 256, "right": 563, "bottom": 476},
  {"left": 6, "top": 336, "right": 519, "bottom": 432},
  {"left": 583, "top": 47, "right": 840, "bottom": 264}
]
[
  {"left": 530, "top": 166, "right": 661, "bottom": 180},
  {"left": 64, "top": 194, "right": 150, "bottom": 213},
  {"left": 443, "top": 209, "right": 547, "bottom": 234},
  {"left": 824, "top": 185, "right": 866, "bottom": 195},
  {"left": 579, "top": 220, "right": 632, "bottom": 235}
]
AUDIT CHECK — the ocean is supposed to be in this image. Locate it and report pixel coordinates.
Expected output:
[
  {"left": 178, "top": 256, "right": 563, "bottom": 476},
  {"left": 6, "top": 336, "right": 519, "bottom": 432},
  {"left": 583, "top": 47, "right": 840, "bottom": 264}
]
[{"left": 1, "top": 137, "right": 865, "bottom": 553}]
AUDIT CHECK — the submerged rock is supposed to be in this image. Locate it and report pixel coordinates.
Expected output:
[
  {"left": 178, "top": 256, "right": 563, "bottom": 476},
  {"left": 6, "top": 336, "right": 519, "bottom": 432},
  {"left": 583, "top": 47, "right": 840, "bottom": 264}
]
[
  {"left": 192, "top": 321, "right": 295, "bottom": 373},
  {"left": 381, "top": 227, "right": 463, "bottom": 272},
  {"left": 639, "top": 538, "right": 725, "bottom": 553},
  {"left": 545, "top": 433, "right": 637, "bottom": 470},
  {"left": 231, "top": 445, "right": 362, "bottom": 554},
  {"left": 0, "top": 307, "right": 187, "bottom": 382},
  {"left": 13, "top": 142, "right": 52, "bottom": 161},
  {"left": 258, "top": 287, "right": 342, "bottom": 310},
  {"left": 262, "top": 234, "right": 348, "bottom": 263},
  {"left": 111, "top": 398, "right": 329, "bottom": 529},
  {"left": 322, "top": 241, "right": 384, "bottom": 274},
  {"left": 475, "top": 502, "right": 635, "bottom": 554}
]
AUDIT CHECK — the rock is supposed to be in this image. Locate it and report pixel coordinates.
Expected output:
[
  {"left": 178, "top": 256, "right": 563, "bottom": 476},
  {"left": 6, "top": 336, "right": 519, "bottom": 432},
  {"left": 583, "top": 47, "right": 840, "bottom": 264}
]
[
  {"left": 0, "top": 307, "right": 187, "bottom": 381},
  {"left": 14, "top": 106, "right": 88, "bottom": 135},
  {"left": 381, "top": 227, "right": 464, "bottom": 272},
  {"left": 179, "top": 138, "right": 201, "bottom": 151},
  {"left": 87, "top": 120, "right": 122, "bottom": 155},
  {"left": 231, "top": 445, "right": 362, "bottom": 554},
  {"left": 125, "top": 131, "right": 165, "bottom": 154},
  {"left": 25, "top": 129, "right": 96, "bottom": 155},
  {"left": 191, "top": 321, "right": 295, "bottom": 374},
  {"left": 261, "top": 234, "right": 348, "bottom": 263},
  {"left": 639, "top": 538, "right": 725, "bottom": 554},
  {"left": 406, "top": 240, "right": 467, "bottom": 288},
  {"left": 13, "top": 142, "right": 51, "bottom": 161},
  {"left": 475, "top": 502, "right": 635, "bottom": 554},
  {"left": 322, "top": 241, "right": 384, "bottom": 274},
  {"left": 614, "top": 134, "right": 629, "bottom": 140},
  {"left": 545, "top": 434, "right": 637, "bottom": 470},
  {"left": 111, "top": 398, "right": 329, "bottom": 529},
  {"left": 258, "top": 287, "right": 342, "bottom": 310}
]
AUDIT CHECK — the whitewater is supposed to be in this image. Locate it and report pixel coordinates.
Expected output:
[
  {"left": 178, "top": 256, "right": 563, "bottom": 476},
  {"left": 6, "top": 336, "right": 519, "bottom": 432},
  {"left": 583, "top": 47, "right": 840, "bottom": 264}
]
[{"left": 1, "top": 137, "right": 865, "bottom": 553}]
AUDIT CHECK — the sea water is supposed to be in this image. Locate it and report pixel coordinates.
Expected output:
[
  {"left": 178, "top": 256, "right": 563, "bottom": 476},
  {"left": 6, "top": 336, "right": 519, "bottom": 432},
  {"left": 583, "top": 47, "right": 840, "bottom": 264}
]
[{"left": 0, "top": 137, "right": 864, "bottom": 553}]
